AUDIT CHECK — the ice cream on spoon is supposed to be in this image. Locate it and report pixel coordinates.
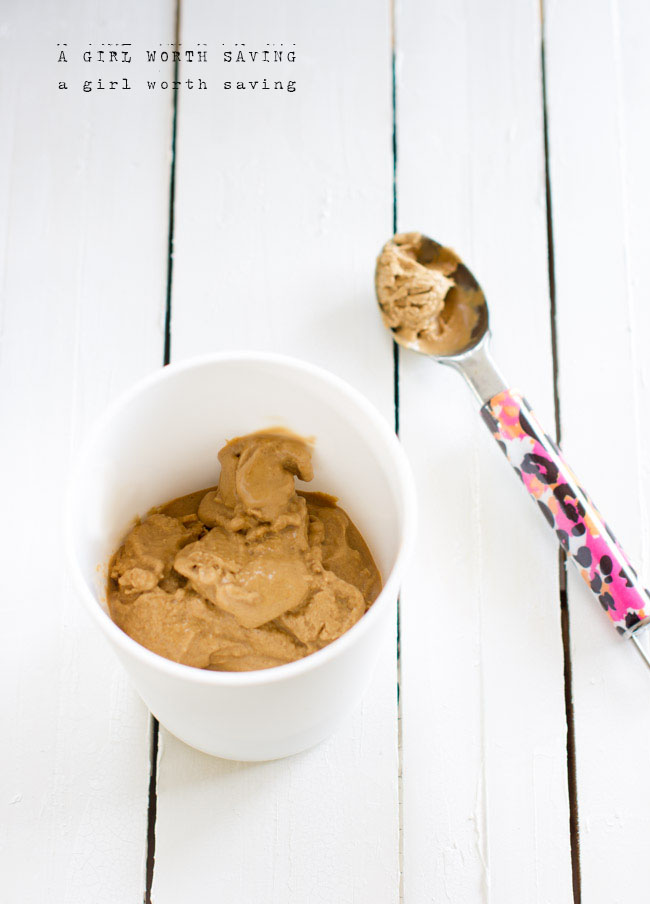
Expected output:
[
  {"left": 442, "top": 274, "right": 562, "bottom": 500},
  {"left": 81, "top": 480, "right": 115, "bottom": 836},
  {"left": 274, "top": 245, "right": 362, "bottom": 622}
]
[{"left": 375, "top": 232, "right": 487, "bottom": 358}]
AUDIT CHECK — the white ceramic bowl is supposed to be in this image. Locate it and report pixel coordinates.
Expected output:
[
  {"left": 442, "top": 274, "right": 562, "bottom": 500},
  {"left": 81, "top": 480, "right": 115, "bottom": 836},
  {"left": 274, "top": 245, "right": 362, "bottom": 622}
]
[{"left": 66, "top": 352, "right": 416, "bottom": 760}]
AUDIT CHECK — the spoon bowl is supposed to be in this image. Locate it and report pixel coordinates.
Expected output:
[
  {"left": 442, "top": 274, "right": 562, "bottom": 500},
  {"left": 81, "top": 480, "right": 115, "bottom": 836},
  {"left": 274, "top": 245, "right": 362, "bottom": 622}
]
[{"left": 374, "top": 232, "right": 490, "bottom": 359}]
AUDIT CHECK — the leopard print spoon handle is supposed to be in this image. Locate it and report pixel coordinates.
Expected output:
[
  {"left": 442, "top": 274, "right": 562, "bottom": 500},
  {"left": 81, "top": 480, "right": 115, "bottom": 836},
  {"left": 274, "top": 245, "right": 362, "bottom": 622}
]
[{"left": 481, "top": 389, "right": 650, "bottom": 640}]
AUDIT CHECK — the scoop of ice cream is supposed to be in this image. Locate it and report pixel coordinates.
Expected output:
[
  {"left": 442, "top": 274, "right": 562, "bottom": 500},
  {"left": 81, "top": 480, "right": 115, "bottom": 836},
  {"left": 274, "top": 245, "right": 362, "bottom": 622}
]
[
  {"left": 108, "top": 431, "right": 382, "bottom": 671},
  {"left": 110, "top": 514, "right": 202, "bottom": 596},
  {"left": 214, "top": 433, "right": 313, "bottom": 521},
  {"left": 375, "top": 232, "right": 485, "bottom": 355}
]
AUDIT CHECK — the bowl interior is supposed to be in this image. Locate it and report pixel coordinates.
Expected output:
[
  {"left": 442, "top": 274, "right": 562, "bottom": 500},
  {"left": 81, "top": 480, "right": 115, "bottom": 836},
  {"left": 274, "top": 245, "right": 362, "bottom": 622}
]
[{"left": 69, "top": 356, "right": 408, "bottom": 615}]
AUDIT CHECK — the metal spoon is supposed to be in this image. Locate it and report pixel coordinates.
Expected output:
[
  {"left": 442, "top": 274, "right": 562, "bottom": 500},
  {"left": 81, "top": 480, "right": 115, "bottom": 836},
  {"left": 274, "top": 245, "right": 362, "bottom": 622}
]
[{"left": 375, "top": 232, "right": 650, "bottom": 668}]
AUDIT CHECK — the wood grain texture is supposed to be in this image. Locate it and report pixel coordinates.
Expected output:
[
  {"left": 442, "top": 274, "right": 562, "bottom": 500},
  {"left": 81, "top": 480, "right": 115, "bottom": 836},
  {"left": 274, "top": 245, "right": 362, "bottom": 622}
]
[
  {"left": 545, "top": 0, "right": 650, "bottom": 899},
  {"left": 151, "top": 1, "right": 399, "bottom": 902},
  {"left": 396, "top": 1, "right": 574, "bottom": 900},
  {"left": 0, "top": 2, "right": 175, "bottom": 900}
]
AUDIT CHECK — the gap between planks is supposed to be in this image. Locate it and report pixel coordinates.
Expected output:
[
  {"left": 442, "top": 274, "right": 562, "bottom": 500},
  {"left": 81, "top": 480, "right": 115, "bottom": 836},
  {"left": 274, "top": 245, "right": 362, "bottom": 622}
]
[
  {"left": 540, "top": 5, "right": 581, "bottom": 901},
  {"left": 391, "top": 0, "right": 404, "bottom": 899},
  {"left": 145, "top": 2, "right": 182, "bottom": 902}
]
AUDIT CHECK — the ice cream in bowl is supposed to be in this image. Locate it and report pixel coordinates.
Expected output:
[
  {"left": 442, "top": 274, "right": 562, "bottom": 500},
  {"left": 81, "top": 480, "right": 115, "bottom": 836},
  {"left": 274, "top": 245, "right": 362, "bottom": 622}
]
[
  {"left": 66, "top": 352, "right": 416, "bottom": 760},
  {"left": 108, "top": 428, "right": 383, "bottom": 672}
]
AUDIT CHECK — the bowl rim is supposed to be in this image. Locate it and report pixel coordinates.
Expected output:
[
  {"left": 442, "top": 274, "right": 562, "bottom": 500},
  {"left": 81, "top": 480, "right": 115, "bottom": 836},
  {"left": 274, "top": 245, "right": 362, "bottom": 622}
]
[{"left": 65, "top": 350, "right": 417, "bottom": 688}]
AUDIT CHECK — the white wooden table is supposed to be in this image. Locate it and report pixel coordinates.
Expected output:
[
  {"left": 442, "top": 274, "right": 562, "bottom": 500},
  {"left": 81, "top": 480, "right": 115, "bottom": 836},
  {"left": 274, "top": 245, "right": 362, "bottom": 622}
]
[{"left": 3, "top": 1, "right": 649, "bottom": 901}]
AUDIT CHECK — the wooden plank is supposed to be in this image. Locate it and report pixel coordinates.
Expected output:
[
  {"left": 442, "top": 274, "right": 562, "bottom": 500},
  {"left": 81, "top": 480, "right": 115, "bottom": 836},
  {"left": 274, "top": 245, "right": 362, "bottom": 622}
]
[
  {"left": 396, "top": 0, "right": 574, "bottom": 900},
  {"left": 150, "top": 1, "right": 399, "bottom": 901},
  {"left": 0, "top": 3, "right": 175, "bottom": 900},
  {"left": 545, "top": 0, "right": 650, "bottom": 899}
]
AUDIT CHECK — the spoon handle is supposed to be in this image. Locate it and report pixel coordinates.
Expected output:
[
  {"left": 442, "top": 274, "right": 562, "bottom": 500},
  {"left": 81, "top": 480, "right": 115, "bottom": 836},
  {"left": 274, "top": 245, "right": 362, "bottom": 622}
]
[{"left": 481, "top": 388, "right": 650, "bottom": 638}]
